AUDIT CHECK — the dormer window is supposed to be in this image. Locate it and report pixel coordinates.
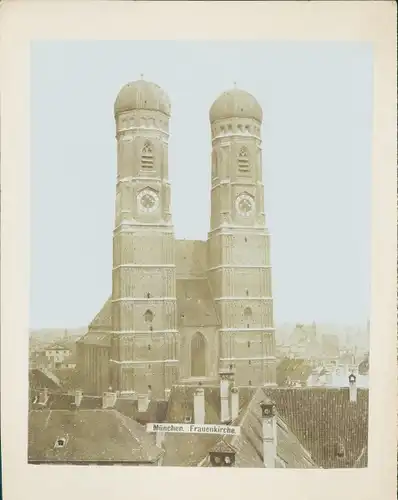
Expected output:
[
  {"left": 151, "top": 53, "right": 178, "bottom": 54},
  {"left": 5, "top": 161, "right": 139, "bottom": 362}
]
[
  {"left": 54, "top": 437, "right": 66, "bottom": 449},
  {"left": 237, "top": 146, "right": 250, "bottom": 172},
  {"left": 141, "top": 141, "right": 154, "bottom": 169}
]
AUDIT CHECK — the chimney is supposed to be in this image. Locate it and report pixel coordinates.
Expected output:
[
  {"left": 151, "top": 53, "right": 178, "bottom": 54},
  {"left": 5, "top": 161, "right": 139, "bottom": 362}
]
[
  {"left": 74, "top": 389, "right": 83, "bottom": 408},
  {"left": 349, "top": 373, "right": 357, "bottom": 402},
  {"left": 38, "top": 387, "right": 49, "bottom": 406},
  {"left": 230, "top": 386, "right": 239, "bottom": 421},
  {"left": 137, "top": 394, "right": 149, "bottom": 413},
  {"left": 194, "top": 387, "right": 205, "bottom": 424},
  {"left": 310, "top": 368, "right": 318, "bottom": 386},
  {"left": 102, "top": 391, "right": 117, "bottom": 409},
  {"left": 260, "top": 401, "right": 277, "bottom": 468},
  {"left": 219, "top": 367, "right": 234, "bottom": 423}
]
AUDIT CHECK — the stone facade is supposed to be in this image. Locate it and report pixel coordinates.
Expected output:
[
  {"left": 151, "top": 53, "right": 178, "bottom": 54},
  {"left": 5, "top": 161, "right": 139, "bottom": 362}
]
[{"left": 78, "top": 81, "right": 276, "bottom": 396}]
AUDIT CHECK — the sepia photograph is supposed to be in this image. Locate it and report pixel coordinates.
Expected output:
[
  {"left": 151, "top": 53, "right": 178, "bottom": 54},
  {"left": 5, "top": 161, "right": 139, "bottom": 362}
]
[
  {"left": 28, "top": 40, "right": 372, "bottom": 468},
  {"left": 0, "top": 3, "right": 396, "bottom": 500}
]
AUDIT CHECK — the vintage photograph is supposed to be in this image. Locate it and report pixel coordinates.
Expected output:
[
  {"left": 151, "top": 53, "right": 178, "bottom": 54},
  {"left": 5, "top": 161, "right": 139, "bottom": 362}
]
[{"left": 28, "top": 40, "right": 372, "bottom": 468}]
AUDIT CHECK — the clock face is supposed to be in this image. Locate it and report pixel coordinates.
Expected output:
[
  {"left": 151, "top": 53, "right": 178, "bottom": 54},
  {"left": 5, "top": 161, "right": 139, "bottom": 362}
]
[
  {"left": 235, "top": 193, "right": 254, "bottom": 217},
  {"left": 137, "top": 189, "right": 159, "bottom": 213}
]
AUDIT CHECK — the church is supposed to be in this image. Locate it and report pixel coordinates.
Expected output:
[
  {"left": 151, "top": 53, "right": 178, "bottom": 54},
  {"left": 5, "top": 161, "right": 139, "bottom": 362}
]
[{"left": 76, "top": 79, "right": 277, "bottom": 399}]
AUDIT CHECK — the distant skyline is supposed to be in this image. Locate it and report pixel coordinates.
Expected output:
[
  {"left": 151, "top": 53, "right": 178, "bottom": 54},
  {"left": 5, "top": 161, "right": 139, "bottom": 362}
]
[{"left": 30, "top": 41, "right": 372, "bottom": 329}]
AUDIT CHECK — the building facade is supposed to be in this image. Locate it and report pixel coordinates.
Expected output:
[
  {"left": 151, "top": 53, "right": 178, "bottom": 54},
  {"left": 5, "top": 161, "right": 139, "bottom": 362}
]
[{"left": 77, "top": 80, "right": 277, "bottom": 397}]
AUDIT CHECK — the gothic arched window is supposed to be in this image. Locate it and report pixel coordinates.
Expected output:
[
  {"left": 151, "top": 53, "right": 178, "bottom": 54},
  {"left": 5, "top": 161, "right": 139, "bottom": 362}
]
[
  {"left": 144, "top": 310, "right": 153, "bottom": 323},
  {"left": 141, "top": 141, "right": 154, "bottom": 169},
  {"left": 237, "top": 146, "right": 250, "bottom": 172}
]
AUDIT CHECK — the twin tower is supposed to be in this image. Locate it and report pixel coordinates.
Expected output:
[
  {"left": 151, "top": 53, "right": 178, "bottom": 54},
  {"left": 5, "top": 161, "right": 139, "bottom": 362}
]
[{"left": 95, "top": 79, "right": 276, "bottom": 399}]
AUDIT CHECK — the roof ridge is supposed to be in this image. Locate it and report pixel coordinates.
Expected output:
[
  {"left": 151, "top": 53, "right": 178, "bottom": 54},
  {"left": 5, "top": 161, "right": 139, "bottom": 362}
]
[{"left": 229, "top": 387, "right": 261, "bottom": 447}]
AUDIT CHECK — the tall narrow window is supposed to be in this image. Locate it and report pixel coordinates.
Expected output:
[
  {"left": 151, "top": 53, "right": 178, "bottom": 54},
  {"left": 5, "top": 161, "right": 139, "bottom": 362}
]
[
  {"left": 244, "top": 307, "right": 252, "bottom": 320},
  {"left": 237, "top": 146, "right": 250, "bottom": 172},
  {"left": 144, "top": 310, "right": 153, "bottom": 323},
  {"left": 141, "top": 141, "right": 154, "bottom": 169}
]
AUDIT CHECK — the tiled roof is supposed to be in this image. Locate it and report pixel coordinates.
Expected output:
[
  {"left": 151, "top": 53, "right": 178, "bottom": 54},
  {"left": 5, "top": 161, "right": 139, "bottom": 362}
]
[
  {"left": 263, "top": 388, "right": 368, "bottom": 468},
  {"left": 28, "top": 390, "right": 168, "bottom": 423},
  {"left": 218, "top": 388, "right": 316, "bottom": 468},
  {"left": 29, "top": 391, "right": 103, "bottom": 411},
  {"left": 176, "top": 279, "right": 219, "bottom": 328},
  {"left": 29, "top": 369, "right": 61, "bottom": 392},
  {"left": 162, "top": 386, "right": 315, "bottom": 468},
  {"left": 162, "top": 385, "right": 225, "bottom": 466},
  {"left": 162, "top": 385, "right": 368, "bottom": 468},
  {"left": 28, "top": 409, "right": 162, "bottom": 464},
  {"left": 114, "top": 398, "right": 168, "bottom": 425},
  {"left": 88, "top": 297, "right": 112, "bottom": 331},
  {"left": 52, "top": 368, "right": 81, "bottom": 391},
  {"left": 175, "top": 239, "right": 207, "bottom": 278},
  {"left": 276, "top": 359, "right": 313, "bottom": 386}
]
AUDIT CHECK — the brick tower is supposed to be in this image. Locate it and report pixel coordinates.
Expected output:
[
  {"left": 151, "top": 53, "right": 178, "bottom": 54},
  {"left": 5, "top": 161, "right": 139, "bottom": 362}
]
[
  {"left": 110, "top": 80, "right": 179, "bottom": 399},
  {"left": 207, "top": 88, "right": 276, "bottom": 386}
]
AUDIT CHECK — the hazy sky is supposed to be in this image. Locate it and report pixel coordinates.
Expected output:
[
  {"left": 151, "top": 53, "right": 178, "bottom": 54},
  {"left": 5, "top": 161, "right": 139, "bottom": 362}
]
[{"left": 30, "top": 41, "right": 372, "bottom": 329}]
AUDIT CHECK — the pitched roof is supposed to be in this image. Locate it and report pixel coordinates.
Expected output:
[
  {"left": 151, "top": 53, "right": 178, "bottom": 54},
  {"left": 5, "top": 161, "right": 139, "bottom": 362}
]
[
  {"left": 162, "top": 385, "right": 227, "bottom": 466},
  {"left": 29, "top": 391, "right": 103, "bottom": 411},
  {"left": 263, "top": 387, "right": 369, "bottom": 468},
  {"left": 114, "top": 398, "right": 169, "bottom": 425},
  {"left": 88, "top": 297, "right": 112, "bottom": 331},
  {"left": 29, "top": 369, "right": 62, "bottom": 392},
  {"left": 28, "top": 409, "right": 162, "bottom": 464},
  {"left": 176, "top": 279, "right": 219, "bottom": 328},
  {"left": 52, "top": 368, "right": 81, "bottom": 391},
  {"left": 219, "top": 388, "right": 316, "bottom": 468},
  {"left": 276, "top": 359, "right": 313, "bottom": 386},
  {"left": 162, "top": 385, "right": 368, "bottom": 468},
  {"left": 162, "top": 386, "right": 315, "bottom": 468},
  {"left": 28, "top": 390, "right": 168, "bottom": 423}
]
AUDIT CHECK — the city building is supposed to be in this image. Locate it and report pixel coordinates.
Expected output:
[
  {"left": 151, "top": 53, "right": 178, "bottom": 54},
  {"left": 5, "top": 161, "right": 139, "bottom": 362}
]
[{"left": 77, "top": 80, "right": 276, "bottom": 397}]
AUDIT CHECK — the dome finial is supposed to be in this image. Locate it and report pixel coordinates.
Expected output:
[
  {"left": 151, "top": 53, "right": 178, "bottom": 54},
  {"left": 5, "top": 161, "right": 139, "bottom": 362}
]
[
  {"left": 140, "top": 73, "right": 144, "bottom": 80},
  {"left": 233, "top": 81, "right": 237, "bottom": 88}
]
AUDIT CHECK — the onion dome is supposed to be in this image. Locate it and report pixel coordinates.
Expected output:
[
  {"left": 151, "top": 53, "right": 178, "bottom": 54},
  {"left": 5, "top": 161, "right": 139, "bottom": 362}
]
[
  {"left": 114, "top": 79, "right": 171, "bottom": 116},
  {"left": 209, "top": 88, "right": 262, "bottom": 123}
]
